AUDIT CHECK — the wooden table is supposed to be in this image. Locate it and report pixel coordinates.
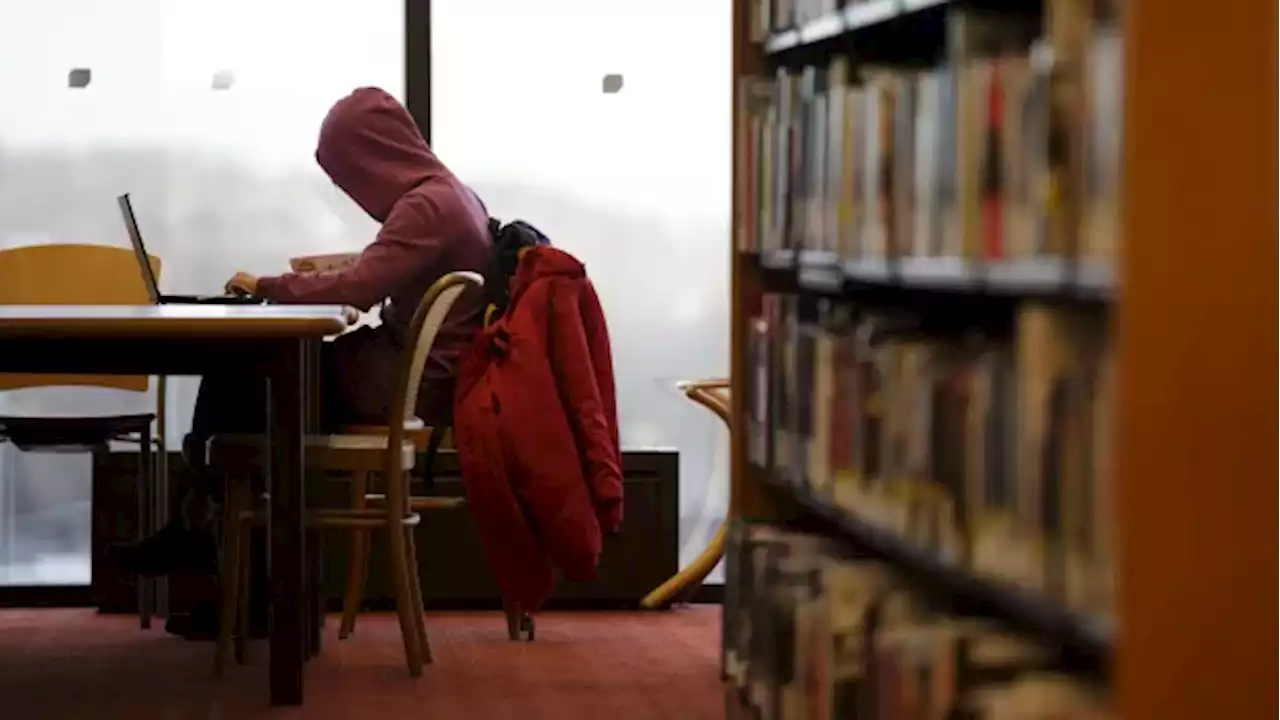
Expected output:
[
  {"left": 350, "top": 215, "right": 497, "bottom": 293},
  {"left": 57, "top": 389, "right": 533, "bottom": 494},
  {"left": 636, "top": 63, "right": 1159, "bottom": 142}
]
[{"left": 0, "top": 304, "right": 347, "bottom": 706}]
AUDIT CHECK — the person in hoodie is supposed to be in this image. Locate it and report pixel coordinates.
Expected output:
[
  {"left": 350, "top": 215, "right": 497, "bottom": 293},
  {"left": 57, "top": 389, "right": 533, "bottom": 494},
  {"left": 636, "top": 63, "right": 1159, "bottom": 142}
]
[{"left": 110, "top": 87, "right": 491, "bottom": 638}]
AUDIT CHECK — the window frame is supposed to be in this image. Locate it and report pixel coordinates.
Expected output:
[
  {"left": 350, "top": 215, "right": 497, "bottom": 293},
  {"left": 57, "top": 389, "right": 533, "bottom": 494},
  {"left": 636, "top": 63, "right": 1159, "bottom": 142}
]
[{"left": 405, "top": 0, "right": 432, "bottom": 144}]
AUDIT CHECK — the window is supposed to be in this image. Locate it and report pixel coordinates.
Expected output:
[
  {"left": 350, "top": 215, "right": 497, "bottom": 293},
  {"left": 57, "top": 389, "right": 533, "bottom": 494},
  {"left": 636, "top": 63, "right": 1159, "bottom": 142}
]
[
  {"left": 0, "top": 0, "right": 404, "bottom": 587},
  {"left": 0, "top": 0, "right": 732, "bottom": 591}
]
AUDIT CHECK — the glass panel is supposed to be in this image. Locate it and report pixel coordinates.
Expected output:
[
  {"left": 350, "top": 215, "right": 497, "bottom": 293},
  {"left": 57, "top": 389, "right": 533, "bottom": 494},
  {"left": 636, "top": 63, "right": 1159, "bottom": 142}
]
[
  {"left": 433, "top": 0, "right": 733, "bottom": 579},
  {"left": 149, "top": 0, "right": 404, "bottom": 439},
  {"left": 0, "top": 0, "right": 168, "bottom": 586},
  {"left": 0, "top": 0, "right": 403, "bottom": 586}
]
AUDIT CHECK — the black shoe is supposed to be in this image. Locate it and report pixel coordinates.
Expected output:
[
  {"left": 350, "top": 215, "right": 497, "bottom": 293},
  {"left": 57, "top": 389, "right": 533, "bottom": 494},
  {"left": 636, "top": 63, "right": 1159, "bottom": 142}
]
[
  {"left": 165, "top": 600, "right": 220, "bottom": 641},
  {"left": 108, "top": 520, "right": 219, "bottom": 577}
]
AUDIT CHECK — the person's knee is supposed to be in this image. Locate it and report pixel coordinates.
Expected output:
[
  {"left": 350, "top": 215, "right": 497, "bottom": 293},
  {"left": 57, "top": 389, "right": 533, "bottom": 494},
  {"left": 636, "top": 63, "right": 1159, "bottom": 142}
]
[
  {"left": 191, "top": 373, "right": 270, "bottom": 438},
  {"left": 182, "top": 433, "right": 211, "bottom": 473}
]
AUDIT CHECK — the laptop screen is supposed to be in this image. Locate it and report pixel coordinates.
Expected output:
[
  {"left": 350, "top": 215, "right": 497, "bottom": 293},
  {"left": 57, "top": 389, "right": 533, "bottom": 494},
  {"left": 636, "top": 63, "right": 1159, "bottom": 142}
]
[{"left": 117, "top": 193, "right": 161, "bottom": 305}]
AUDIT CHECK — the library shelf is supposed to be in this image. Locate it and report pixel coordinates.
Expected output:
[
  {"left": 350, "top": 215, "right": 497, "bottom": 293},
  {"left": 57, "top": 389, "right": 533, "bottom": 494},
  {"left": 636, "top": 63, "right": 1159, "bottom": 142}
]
[
  {"left": 752, "top": 249, "right": 1113, "bottom": 303},
  {"left": 763, "top": 0, "right": 950, "bottom": 55},
  {"left": 760, "top": 469, "right": 1115, "bottom": 680},
  {"left": 728, "top": 0, "right": 1272, "bottom": 716}
]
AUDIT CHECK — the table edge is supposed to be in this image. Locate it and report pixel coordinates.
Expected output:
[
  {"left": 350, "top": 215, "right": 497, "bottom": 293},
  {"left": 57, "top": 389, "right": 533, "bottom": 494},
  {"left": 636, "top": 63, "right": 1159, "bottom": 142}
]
[{"left": 0, "top": 315, "right": 348, "bottom": 340}]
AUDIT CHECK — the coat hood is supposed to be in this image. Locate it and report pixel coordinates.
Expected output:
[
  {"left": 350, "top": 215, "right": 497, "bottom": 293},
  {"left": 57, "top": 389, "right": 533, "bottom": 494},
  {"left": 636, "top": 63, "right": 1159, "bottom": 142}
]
[
  {"left": 315, "top": 87, "right": 444, "bottom": 222},
  {"left": 506, "top": 247, "right": 586, "bottom": 313},
  {"left": 513, "top": 246, "right": 583, "bottom": 286}
]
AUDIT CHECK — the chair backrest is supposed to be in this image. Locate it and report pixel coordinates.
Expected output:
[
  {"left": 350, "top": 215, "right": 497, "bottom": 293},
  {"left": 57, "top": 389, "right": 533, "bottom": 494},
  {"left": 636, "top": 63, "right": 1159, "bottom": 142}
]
[
  {"left": 383, "top": 271, "right": 484, "bottom": 480},
  {"left": 0, "top": 244, "right": 161, "bottom": 393}
]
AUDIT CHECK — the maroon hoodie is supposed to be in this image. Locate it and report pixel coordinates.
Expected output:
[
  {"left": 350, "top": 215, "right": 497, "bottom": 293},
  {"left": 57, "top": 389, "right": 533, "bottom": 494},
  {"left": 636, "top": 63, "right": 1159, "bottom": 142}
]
[{"left": 256, "top": 87, "right": 491, "bottom": 418}]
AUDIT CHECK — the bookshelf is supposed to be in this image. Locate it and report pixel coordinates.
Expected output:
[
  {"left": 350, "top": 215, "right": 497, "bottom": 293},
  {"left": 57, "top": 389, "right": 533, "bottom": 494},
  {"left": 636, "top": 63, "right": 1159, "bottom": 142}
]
[{"left": 725, "top": 0, "right": 1272, "bottom": 718}]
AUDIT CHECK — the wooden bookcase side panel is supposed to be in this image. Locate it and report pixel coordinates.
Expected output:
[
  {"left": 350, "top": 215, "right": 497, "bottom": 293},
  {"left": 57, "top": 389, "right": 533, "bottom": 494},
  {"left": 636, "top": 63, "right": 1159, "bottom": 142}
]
[
  {"left": 731, "top": 0, "right": 780, "bottom": 522},
  {"left": 1114, "top": 0, "right": 1274, "bottom": 718}
]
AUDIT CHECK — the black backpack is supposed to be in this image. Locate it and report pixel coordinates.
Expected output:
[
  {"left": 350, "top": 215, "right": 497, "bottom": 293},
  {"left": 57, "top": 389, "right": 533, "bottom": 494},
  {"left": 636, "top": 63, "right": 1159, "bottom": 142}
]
[
  {"left": 483, "top": 218, "right": 552, "bottom": 320},
  {"left": 421, "top": 215, "right": 550, "bottom": 494}
]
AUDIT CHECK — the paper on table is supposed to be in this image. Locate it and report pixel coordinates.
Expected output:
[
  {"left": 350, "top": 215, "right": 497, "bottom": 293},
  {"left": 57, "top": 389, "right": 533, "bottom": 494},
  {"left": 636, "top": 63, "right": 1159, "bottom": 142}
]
[
  {"left": 323, "top": 304, "right": 382, "bottom": 342},
  {"left": 289, "top": 253, "right": 359, "bottom": 273}
]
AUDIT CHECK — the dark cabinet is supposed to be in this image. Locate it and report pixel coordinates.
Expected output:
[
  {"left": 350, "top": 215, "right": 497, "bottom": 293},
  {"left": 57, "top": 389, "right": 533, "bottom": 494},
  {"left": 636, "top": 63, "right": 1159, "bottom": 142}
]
[{"left": 92, "top": 450, "right": 679, "bottom": 612}]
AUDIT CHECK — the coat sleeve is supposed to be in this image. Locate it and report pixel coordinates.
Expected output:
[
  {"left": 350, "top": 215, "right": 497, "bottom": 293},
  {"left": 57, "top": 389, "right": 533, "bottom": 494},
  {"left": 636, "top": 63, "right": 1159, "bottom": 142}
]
[
  {"left": 577, "top": 279, "right": 621, "bottom": 484},
  {"left": 256, "top": 196, "right": 445, "bottom": 311},
  {"left": 547, "top": 277, "right": 624, "bottom": 533}
]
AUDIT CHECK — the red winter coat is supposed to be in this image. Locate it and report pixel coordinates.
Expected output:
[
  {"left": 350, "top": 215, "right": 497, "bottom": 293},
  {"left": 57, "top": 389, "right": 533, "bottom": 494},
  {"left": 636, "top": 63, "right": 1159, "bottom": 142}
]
[{"left": 454, "top": 246, "right": 623, "bottom": 613}]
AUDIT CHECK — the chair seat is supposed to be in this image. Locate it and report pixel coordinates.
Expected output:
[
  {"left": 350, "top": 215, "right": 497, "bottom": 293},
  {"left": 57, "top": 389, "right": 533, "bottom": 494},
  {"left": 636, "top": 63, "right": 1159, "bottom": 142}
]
[
  {"left": 233, "top": 504, "right": 422, "bottom": 529},
  {"left": 0, "top": 413, "right": 154, "bottom": 451},
  {"left": 340, "top": 417, "right": 446, "bottom": 453},
  {"left": 210, "top": 433, "right": 418, "bottom": 473},
  {"left": 364, "top": 493, "right": 467, "bottom": 511},
  {"left": 236, "top": 492, "right": 464, "bottom": 514}
]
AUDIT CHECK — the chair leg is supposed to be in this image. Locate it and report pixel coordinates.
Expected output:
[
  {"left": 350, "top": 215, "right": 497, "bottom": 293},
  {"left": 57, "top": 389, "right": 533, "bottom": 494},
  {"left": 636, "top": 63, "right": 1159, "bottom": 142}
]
[
  {"left": 505, "top": 601, "right": 521, "bottom": 640},
  {"left": 403, "top": 526, "right": 431, "bottom": 664},
  {"left": 137, "top": 426, "right": 154, "bottom": 630},
  {"left": 214, "top": 476, "right": 248, "bottom": 678},
  {"left": 385, "top": 516, "right": 424, "bottom": 678},
  {"left": 339, "top": 471, "right": 370, "bottom": 640},
  {"left": 234, "top": 522, "right": 252, "bottom": 665},
  {"left": 503, "top": 600, "right": 535, "bottom": 642}
]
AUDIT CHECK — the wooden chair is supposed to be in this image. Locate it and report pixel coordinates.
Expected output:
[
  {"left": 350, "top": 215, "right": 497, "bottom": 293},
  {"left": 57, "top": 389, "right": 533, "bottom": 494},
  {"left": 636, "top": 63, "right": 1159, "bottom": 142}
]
[
  {"left": 0, "top": 244, "right": 168, "bottom": 627},
  {"left": 639, "top": 378, "right": 730, "bottom": 608},
  {"left": 338, "top": 424, "right": 535, "bottom": 641},
  {"left": 342, "top": 297, "right": 535, "bottom": 645},
  {"left": 210, "top": 271, "right": 483, "bottom": 678},
  {"left": 334, "top": 422, "right": 455, "bottom": 642}
]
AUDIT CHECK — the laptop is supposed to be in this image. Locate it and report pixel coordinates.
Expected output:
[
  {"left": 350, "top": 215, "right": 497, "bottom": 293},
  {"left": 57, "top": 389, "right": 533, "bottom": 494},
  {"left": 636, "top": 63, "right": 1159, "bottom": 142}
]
[{"left": 118, "top": 193, "right": 263, "bottom": 305}]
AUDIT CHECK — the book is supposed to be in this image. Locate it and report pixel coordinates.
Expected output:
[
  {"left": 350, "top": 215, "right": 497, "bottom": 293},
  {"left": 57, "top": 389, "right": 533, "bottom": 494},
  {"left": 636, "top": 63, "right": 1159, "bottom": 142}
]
[
  {"left": 1000, "top": 53, "right": 1039, "bottom": 262},
  {"left": 808, "top": 302, "right": 839, "bottom": 495},
  {"left": 773, "top": 68, "right": 798, "bottom": 254},
  {"left": 748, "top": 313, "right": 772, "bottom": 468},
  {"left": 912, "top": 69, "right": 942, "bottom": 259},
  {"left": 861, "top": 72, "right": 897, "bottom": 262},
  {"left": 1079, "top": 21, "right": 1123, "bottom": 271},
  {"left": 891, "top": 73, "right": 919, "bottom": 261},
  {"left": 956, "top": 59, "right": 992, "bottom": 262},
  {"left": 935, "top": 64, "right": 962, "bottom": 261},
  {"left": 795, "top": 65, "right": 819, "bottom": 253},
  {"left": 824, "top": 57, "right": 852, "bottom": 258},
  {"left": 839, "top": 84, "right": 868, "bottom": 261}
]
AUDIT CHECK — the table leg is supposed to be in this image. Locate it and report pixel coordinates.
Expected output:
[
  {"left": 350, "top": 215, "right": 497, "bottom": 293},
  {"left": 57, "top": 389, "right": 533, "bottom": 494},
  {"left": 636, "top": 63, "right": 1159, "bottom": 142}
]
[
  {"left": 137, "top": 424, "right": 153, "bottom": 630},
  {"left": 306, "top": 341, "right": 323, "bottom": 660},
  {"left": 154, "top": 376, "right": 170, "bottom": 619},
  {"left": 269, "top": 339, "right": 306, "bottom": 706},
  {"left": 308, "top": 528, "right": 323, "bottom": 659}
]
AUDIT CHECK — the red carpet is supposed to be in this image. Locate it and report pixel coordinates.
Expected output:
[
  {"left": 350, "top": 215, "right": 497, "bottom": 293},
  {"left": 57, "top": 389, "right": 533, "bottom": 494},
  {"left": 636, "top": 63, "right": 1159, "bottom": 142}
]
[{"left": 0, "top": 607, "right": 724, "bottom": 719}]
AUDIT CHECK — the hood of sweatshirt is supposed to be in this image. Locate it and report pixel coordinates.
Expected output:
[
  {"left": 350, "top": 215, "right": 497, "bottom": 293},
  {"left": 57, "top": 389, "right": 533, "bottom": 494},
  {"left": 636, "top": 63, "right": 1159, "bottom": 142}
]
[{"left": 314, "top": 87, "right": 444, "bottom": 222}]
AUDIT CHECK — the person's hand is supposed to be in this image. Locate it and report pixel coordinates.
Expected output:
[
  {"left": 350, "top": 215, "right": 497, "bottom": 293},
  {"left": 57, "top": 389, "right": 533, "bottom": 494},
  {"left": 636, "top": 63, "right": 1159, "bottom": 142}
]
[
  {"left": 225, "top": 272, "right": 259, "bottom": 296},
  {"left": 342, "top": 306, "right": 361, "bottom": 325}
]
